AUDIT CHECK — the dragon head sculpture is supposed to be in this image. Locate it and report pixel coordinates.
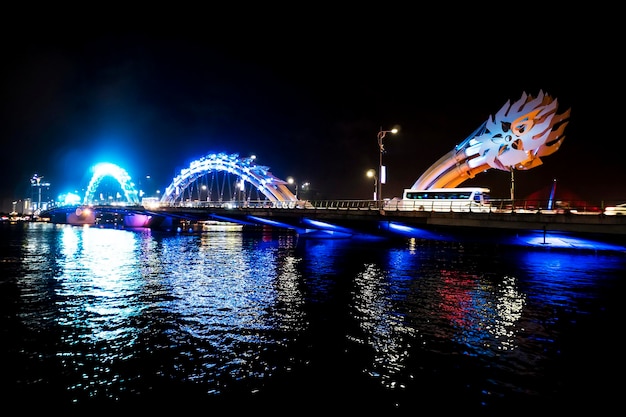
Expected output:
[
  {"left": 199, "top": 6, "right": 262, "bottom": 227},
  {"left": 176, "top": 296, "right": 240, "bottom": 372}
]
[
  {"left": 411, "top": 90, "right": 571, "bottom": 190},
  {"left": 478, "top": 90, "right": 571, "bottom": 171}
]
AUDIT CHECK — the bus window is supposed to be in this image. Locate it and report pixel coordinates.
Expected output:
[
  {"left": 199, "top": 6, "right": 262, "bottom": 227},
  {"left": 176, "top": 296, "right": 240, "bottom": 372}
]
[{"left": 400, "top": 187, "right": 491, "bottom": 212}]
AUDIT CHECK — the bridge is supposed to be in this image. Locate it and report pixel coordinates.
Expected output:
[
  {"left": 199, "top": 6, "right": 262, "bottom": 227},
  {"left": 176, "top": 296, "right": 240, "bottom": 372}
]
[
  {"left": 39, "top": 91, "right": 626, "bottom": 251},
  {"left": 43, "top": 196, "right": 626, "bottom": 250}
]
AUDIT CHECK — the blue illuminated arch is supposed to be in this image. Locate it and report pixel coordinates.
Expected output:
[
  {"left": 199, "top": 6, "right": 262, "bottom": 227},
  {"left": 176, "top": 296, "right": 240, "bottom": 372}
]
[
  {"left": 83, "top": 163, "right": 140, "bottom": 205},
  {"left": 160, "top": 152, "right": 296, "bottom": 204}
]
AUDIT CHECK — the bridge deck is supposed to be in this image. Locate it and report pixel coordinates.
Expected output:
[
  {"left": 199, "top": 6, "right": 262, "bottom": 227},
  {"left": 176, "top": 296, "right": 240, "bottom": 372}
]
[
  {"left": 42, "top": 201, "right": 626, "bottom": 238},
  {"left": 154, "top": 206, "right": 626, "bottom": 234}
]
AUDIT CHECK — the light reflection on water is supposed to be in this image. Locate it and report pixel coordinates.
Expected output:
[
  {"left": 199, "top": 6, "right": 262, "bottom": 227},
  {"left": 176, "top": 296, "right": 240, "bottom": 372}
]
[
  {"left": 349, "top": 240, "right": 527, "bottom": 404},
  {"left": 1, "top": 222, "right": 623, "bottom": 412}
]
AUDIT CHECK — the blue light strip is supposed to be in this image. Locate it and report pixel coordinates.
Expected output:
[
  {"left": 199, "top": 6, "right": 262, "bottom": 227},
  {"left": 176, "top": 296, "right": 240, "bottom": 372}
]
[{"left": 247, "top": 215, "right": 307, "bottom": 234}]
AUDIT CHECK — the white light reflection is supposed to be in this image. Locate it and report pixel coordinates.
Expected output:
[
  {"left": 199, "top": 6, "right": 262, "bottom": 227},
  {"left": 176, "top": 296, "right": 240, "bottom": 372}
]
[
  {"left": 167, "top": 232, "right": 270, "bottom": 342},
  {"left": 161, "top": 232, "right": 305, "bottom": 386},
  {"left": 351, "top": 241, "right": 526, "bottom": 393},
  {"left": 57, "top": 227, "right": 144, "bottom": 345},
  {"left": 273, "top": 252, "right": 307, "bottom": 332},
  {"left": 437, "top": 271, "right": 525, "bottom": 354},
  {"left": 352, "top": 263, "right": 415, "bottom": 391}
]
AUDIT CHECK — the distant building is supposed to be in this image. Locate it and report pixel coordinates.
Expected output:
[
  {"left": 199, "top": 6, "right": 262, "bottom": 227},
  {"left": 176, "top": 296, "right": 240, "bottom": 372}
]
[{"left": 28, "top": 174, "right": 53, "bottom": 215}]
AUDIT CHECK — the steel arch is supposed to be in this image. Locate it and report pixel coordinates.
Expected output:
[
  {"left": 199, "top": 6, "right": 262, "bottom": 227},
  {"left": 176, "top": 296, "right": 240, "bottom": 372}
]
[{"left": 160, "top": 152, "right": 296, "bottom": 204}]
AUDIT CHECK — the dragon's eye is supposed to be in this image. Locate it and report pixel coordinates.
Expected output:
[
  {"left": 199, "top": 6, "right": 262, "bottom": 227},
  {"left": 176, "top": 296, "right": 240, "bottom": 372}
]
[{"left": 511, "top": 116, "right": 533, "bottom": 135}]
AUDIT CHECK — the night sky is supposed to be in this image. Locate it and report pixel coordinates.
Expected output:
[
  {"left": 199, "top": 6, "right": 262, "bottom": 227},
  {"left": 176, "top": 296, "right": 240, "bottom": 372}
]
[{"left": 2, "top": 14, "right": 623, "bottom": 212}]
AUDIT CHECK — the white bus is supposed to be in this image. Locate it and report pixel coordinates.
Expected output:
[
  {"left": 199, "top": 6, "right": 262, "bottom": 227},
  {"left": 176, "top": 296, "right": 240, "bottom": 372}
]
[{"left": 398, "top": 187, "right": 492, "bottom": 212}]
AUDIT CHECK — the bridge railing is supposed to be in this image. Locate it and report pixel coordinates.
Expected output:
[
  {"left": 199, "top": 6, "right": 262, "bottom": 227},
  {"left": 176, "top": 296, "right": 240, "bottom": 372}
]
[
  {"left": 152, "top": 198, "right": 609, "bottom": 214},
  {"left": 380, "top": 198, "right": 605, "bottom": 214},
  {"left": 155, "top": 199, "right": 378, "bottom": 210},
  {"left": 42, "top": 198, "right": 619, "bottom": 215}
]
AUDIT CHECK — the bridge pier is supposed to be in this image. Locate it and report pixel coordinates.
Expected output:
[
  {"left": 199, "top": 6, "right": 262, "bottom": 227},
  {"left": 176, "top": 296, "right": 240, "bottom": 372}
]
[
  {"left": 145, "top": 214, "right": 178, "bottom": 232},
  {"left": 47, "top": 206, "right": 96, "bottom": 225}
]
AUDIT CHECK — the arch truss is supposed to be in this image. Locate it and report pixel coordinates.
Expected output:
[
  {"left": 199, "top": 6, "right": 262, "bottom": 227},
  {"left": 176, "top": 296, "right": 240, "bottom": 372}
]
[
  {"left": 160, "top": 152, "right": 296, "bottom": 204},
  {"left": 83, "top": 162, "right": 140, "bottom": 205}
]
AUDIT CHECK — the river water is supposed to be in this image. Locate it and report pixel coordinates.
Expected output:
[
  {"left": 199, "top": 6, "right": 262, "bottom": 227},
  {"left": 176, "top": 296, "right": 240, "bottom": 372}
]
[{"left": 1, "top": 222, "right": 623, "bottom": 414}]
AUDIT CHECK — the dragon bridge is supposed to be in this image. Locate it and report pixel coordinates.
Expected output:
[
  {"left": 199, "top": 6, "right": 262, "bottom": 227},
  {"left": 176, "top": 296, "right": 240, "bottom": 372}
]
[
  {"left": 412, "top": 90, "right": 571, "bottom": 190},
  {"left": 160, "top": 152, "right": 296, "bottom": 204}
]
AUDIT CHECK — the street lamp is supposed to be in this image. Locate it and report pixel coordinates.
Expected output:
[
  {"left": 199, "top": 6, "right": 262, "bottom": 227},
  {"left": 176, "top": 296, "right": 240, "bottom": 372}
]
[
  {"left": 301, "top": 182, "right": 310, "bottom": 200},
  {"left": 377, "top": 126, "right": 398, "bottom": 208},
  {"left": 236, "top": 179, "right": 245, "bottom": 204},
  {"left": 287, "top": 176, "right": 298, "bottom": 199},
  {"left": 366, "top": 169, "right": 377, "bottom": 201}
]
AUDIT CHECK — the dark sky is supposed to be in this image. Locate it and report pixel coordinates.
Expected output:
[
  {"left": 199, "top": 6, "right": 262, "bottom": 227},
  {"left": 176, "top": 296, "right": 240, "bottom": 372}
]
[{"left": 1, "top": 14, "right": 624, "bottom": 211}]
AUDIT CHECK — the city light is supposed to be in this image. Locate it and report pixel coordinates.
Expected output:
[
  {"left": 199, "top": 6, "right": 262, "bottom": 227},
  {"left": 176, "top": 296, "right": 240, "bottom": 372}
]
[
  {"left": 366, "top": 169, "right": 377, "bottom": 201},
  {"left": 287, "top": 176, "right": 298, "bottom": 199}
]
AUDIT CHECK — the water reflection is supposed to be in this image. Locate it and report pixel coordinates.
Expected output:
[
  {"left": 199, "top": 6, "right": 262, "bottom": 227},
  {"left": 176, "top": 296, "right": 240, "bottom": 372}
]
[
  {"left": 2, "top": 223, "right": 623, "bottom": 412},
  {"left": 348, "top": 240, "right": 525, "bottom": 401},
  {"left": 58, "top": 226, "right": 143, "bottom": 341},
  {"left": 13, "top": 225, "right": 310, "bottom": 403}
]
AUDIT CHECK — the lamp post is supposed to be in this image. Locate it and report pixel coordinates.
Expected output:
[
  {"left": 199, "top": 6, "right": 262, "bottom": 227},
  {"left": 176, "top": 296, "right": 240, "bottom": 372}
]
[
  {"left": 301, "top": 182, "right": 310, "bottom": 200},
  {"left": 377, "top": 127, "right": 398, "bottom": 208},
  {"left": 236, "top": 180, "right": 245, "bottom": 203},
  {"left": 510, "top": 169, "right": 515, "bottom": 201},
  {"left": 287, "top": 176, "right": 298, "bottom": 199},
  {"left": 366, "top": 169, "right": 377, "bottom": 201}
]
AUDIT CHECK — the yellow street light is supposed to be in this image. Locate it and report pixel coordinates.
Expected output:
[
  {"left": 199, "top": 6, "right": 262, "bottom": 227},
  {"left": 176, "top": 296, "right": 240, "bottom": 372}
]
[
  {"left": 287, "top": 176, "right": 298, "bottom": 199},
  {"left": 366, "top": 169, "right": 377, "bottom": 201}
]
